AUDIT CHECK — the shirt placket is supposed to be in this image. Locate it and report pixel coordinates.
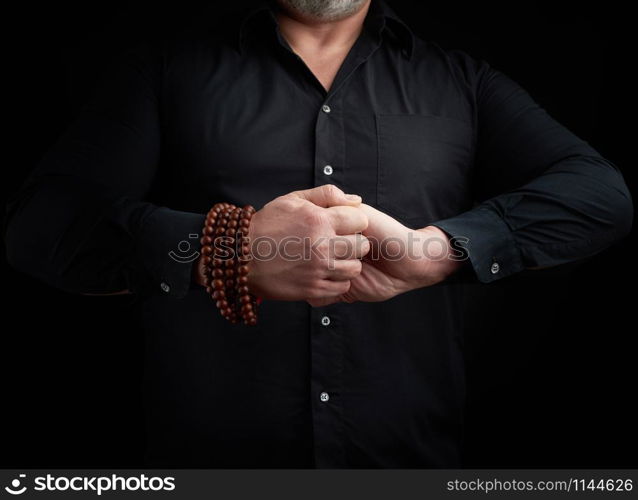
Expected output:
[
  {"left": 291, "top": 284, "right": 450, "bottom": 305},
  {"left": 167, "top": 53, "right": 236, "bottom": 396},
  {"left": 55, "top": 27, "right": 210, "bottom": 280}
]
[
  {"left": 310, "top": 89, "right": 348, "bottom": 467},
  {"left": 308, "top": 31, "right": 382, "bottom": 465}
]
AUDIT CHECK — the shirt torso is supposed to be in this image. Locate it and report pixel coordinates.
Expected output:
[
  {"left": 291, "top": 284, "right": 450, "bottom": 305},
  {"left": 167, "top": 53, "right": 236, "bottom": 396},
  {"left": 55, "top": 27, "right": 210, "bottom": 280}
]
[{"left": 142, "top": 0, "right": 474, "bottom": 467}]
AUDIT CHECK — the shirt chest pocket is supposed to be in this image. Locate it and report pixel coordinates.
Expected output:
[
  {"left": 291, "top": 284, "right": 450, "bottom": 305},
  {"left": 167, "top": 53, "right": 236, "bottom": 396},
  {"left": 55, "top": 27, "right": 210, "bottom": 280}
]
[{"left": 376, "top": 114, "right": 475, "bottom": 226}]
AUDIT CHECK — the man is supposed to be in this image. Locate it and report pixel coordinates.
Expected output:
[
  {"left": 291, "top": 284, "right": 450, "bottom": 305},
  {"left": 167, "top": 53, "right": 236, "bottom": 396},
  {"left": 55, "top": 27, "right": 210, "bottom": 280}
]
[{"left": 4, "top": 0, "right": 632, "bottom": 467}]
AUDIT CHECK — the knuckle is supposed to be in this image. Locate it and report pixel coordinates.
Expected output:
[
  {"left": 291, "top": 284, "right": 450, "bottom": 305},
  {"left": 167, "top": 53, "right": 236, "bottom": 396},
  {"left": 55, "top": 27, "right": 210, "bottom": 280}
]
[
  {"left": 322, "top": 183, "right": 341, "bottom": 199},
  {"left": 309, "top": 253, "right": 328, "bottom": 271},
  {"left": 304, "top": 209, "right": 329, "bottom": 230},
  {"left": 337, "top": 280, "right": 352, "bottom": 294},
  {"left": 360, "top": 236, "right": 371, "bottom": 255},
  {"left": 358, "top": 212, "right": 369, "bottom": 230},
  {"left": 315, "top": 239, "right": 331, "bottom": 255},
  {"left": 331, "top": 237, "right": 350, "bottom": 258},
  {"left": 349, "top": 259, "right": 363, "bottom": 276},
  {"left": 307, "top": 279, "right": 327, "bottom": 297},
  {"left": 272, "top": 195, "right": 297, "bottom": 212}
]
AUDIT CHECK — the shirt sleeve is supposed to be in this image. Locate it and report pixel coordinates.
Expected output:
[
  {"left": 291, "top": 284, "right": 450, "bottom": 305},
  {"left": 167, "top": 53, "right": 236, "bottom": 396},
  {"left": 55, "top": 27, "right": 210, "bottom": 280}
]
[
  {"left": 431, "top": 55, "right": 633, "bottom": 283},
  {"left": 4, "top": 43, "right": 205, "bottom": 298}
]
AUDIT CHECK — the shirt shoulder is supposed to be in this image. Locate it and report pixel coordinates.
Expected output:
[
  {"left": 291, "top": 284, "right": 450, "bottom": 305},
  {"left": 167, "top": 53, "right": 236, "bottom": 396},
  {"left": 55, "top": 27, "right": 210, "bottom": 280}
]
[{"left": 411, "top": 37, "right": 492, "bottom": 93}]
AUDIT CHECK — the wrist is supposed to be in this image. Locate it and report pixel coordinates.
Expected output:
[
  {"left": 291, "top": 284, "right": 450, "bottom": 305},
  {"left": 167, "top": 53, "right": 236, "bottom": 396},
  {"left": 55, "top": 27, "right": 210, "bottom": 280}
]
[
  {"left": 199, "top": 202, "right": 259, "bottom": 325},
  {"left": 192, "top": 254, "right": 207, "bottom": 288},
  {"left": 414, "top": 226, "right": 463, "bottom": 286}
]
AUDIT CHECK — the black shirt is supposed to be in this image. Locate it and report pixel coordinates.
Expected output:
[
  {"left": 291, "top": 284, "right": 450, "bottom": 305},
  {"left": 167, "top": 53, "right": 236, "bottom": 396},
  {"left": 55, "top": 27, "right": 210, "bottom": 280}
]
[{"left": 4, "top": 0, "right": 632, "bottom": 467}]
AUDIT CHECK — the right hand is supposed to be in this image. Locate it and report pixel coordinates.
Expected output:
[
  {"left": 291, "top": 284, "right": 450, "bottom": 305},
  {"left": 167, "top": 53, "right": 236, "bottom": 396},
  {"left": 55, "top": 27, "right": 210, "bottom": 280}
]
[
  {"left": 193, "top": 185, "right": 370, "bottom": 300},
  {"left": 246, "top": 184, "right": 370, "bottom": 300}
]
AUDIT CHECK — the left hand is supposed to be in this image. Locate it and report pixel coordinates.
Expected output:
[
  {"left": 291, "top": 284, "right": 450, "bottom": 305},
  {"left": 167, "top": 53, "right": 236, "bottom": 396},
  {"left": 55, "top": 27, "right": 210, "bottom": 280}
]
[{"left": 307, "top": 204, "right": 463, "bottom": 306}]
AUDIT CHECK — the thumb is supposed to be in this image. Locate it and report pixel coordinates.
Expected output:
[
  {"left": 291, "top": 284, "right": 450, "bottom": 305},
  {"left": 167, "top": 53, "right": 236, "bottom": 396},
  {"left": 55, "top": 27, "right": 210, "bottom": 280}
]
[{"left": 291, "top": 184, "right": 361, "bottom": 208}]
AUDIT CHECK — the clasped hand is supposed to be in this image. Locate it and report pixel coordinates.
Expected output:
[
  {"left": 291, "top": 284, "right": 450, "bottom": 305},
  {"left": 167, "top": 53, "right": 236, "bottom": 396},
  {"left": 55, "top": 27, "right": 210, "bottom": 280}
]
[{"left": 195, "top": 185, "right": 462, "bottom": 304}]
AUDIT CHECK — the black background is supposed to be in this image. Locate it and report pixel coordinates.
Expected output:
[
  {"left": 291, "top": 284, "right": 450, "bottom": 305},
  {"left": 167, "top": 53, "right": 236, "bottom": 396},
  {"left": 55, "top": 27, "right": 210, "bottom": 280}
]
[{"left": 2, "top": 1, "right": 635, "bottom": 468}]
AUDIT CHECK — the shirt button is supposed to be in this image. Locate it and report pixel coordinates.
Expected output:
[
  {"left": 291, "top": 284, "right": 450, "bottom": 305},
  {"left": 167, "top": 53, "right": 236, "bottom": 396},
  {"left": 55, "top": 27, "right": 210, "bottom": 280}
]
[
  {"left": 320, "top": 392, "right": 330, "bottom": 402},
  {"left": 160, "top": 282, "right": 171, "bottom": 293},
  {"left": 320, "top": 315, "right": 331, "bottom": 326},
  {"left": 322, "top": 165, "right": 333, "bottom": 176},
  {"left": 321, "top": 104, "right": 331, "bottom": 114},
  {"left": 490, "top": 262, "right": 500, "bottom": 274}
]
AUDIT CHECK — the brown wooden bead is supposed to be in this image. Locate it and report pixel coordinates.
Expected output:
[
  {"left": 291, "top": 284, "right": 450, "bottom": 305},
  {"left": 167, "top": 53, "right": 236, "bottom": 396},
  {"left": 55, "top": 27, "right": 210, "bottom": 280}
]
[{"left": 204, "top": 203, "right": 258, "bottom": 326}]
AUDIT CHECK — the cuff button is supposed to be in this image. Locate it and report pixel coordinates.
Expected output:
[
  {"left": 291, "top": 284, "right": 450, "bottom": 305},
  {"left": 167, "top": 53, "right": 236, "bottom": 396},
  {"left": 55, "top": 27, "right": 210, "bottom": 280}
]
[
  {"left": 160, "top": 282, "right": 171, "bottom": 293},
  {"left": 490, "top": 262, "right": 500, "bottom": 274}
]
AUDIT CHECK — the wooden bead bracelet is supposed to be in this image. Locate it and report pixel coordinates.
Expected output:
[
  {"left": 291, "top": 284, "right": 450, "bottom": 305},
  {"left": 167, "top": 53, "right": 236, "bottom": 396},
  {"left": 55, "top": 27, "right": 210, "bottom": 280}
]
[{"left": 200, "top": 202, "right": 259, "bottom": 325}]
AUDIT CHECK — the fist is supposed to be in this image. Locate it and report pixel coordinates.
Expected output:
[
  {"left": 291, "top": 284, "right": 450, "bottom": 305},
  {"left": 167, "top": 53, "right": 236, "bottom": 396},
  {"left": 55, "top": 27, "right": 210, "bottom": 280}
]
[
  {"left": 191, "top": 185, "right": 370, "bottom": 300},
  {"left": 247, "top": 186, "right": 370, "bottom": 300}
]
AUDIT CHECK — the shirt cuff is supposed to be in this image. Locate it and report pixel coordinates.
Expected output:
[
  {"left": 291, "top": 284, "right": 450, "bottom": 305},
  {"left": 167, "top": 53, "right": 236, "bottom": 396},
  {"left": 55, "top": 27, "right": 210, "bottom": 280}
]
[
  {"left": 431, "top": 206, "right": 524, "bottom": 283},
  {"left": 134, "top": 206, "right": 206, "bottom": 298}
]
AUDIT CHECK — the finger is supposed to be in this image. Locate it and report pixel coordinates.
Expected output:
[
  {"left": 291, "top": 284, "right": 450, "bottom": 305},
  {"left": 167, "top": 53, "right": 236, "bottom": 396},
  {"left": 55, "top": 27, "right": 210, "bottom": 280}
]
[
  {"left": 329, "top": 234, "right": 371, "bottom": 259},
  {"left": 358, "top": 203, "right": 409, "bottom": 240},
  {"left": 341, "top": 291, "right": 357, "bottom": 303},
  {"left": 326, "top": 206, "right": 368, "bottom": 234},
  {"left": 291, "top": 184, "right": 361, "bottom": 208},
  {"left": 306, "top": 279, "right": 351, "bottom": 299},
  {"left": 324, "top": 258, "right": 362, "bottom": 281},
  {"left": 307, "top": 296, "right": 344, "bottom": 308}
]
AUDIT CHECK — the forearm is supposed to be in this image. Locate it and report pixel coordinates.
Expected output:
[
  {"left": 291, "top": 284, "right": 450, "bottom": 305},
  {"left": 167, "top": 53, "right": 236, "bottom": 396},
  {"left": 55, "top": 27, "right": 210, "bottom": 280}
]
[
  {"left": 430, "top": 155, "right": 632, "bottom": 283},
  {"left": 5, "top": 175, "right": 205, "bottom": 297}
]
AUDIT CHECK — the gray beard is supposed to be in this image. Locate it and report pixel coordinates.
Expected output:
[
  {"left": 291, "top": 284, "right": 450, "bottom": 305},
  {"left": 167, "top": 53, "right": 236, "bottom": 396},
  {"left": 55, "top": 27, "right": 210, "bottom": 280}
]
[{"left": 278, "top": 0, "right": 368, "bottom": 21}]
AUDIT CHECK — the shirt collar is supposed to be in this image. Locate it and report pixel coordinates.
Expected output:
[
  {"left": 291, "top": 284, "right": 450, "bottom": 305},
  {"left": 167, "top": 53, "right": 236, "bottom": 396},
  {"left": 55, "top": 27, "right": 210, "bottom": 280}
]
[{"left": 237, "top": 0, "right": 415, "bottom": 60}]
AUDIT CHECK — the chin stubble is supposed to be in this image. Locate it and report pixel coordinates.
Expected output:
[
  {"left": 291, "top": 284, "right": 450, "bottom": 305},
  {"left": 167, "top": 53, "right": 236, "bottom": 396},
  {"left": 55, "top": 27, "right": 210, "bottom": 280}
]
[{"left": 278, "top": 0, "right": 368, "bottom": 21}]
